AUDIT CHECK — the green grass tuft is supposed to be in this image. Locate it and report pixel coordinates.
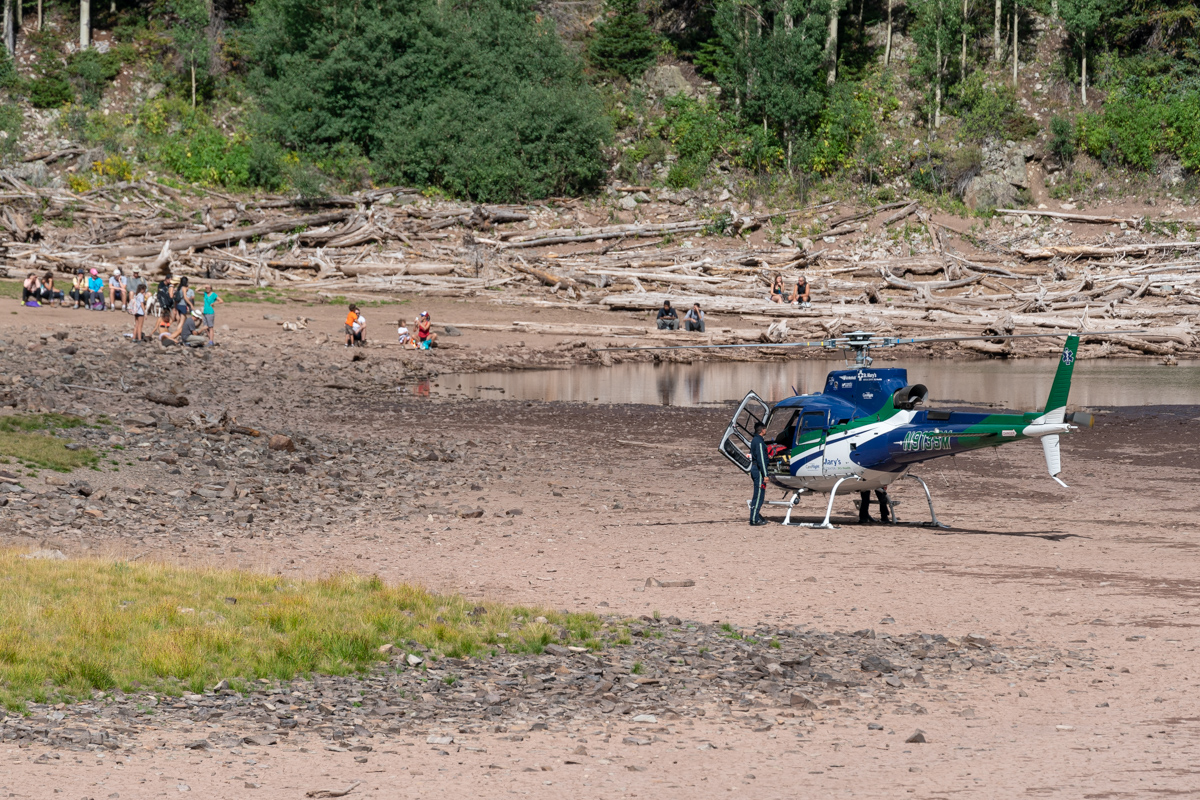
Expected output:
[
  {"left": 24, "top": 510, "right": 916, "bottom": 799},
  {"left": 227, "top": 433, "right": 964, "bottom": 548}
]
[{"left": 0, "top": 551, "right": 604, "bottom": 710}]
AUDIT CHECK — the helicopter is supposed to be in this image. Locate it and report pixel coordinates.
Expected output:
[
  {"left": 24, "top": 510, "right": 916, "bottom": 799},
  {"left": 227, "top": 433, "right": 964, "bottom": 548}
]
[{"left": 603, "top": 330, "right": 1105, "bottom": 529}]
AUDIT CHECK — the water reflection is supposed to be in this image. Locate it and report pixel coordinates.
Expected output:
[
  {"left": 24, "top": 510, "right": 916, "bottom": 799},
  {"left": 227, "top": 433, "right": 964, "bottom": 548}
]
[{"left": 432, "top": 358, "right": 1200, "bottom": 409}]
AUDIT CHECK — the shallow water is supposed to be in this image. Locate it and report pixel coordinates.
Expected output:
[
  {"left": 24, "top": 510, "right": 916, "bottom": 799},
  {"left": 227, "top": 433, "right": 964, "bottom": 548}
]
[{"left": 429, "top": 358, "right": 1200, "bottom": 409}]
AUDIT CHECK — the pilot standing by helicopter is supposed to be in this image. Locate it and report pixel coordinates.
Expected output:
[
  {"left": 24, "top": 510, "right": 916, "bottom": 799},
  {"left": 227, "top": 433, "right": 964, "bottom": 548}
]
[
  {"left": 858, "top": 489, "right": 891, "bottom": 524},
  {"left": 749, "top": 422, "right": 768, "bottom": 526}
]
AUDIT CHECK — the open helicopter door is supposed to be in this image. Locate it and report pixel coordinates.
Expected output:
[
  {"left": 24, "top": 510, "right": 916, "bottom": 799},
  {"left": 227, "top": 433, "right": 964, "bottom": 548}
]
[{"left": 719, "top": 392, "right": 771, "bottom": 473}]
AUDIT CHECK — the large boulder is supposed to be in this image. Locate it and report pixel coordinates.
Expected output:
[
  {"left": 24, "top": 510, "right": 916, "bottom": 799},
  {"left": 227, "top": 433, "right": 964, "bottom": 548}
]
[
  {"left": 963, "top": 174, "right": 1018, "bottom": 211},
  {"left": 642, "top": 65, "right": 695, "bottom": 98}
]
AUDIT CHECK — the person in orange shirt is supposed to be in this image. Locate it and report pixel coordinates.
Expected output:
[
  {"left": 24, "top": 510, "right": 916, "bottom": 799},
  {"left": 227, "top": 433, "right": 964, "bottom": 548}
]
[{"left": 345, "top": 304, "right": 359, "bottom": 347}]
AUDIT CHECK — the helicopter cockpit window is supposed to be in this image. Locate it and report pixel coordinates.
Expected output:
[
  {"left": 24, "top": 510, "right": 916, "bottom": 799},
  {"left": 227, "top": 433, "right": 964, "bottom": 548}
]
[
  {"left": 799, "top": 410, "right": 829, "bottom": 433},
  {"left": 764, "top": 409, "right": 799, "bottom": 447}
]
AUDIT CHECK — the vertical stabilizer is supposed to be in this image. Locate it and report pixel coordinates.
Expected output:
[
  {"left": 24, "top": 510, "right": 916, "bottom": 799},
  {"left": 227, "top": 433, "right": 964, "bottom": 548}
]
[
  {"left": 1041, "top": 335, "right": 1080, "bottom": 424},
  {"left": 1042, "top": 434, "right": 1068, "bottom": 487}
]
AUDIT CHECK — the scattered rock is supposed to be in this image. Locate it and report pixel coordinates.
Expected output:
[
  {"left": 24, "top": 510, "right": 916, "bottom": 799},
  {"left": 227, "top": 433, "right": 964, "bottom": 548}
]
[
  {"left": 268, "top": 434, "right": 296, "bottom": 452},
  {"left": 905, "top": 730, "right": 927, "bottom": 744}
]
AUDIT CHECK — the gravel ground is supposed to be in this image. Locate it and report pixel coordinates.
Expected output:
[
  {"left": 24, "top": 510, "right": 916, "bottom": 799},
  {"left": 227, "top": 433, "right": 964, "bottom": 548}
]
[{"left": 1, "top": 299, "right": 1199, "bottom": 798}]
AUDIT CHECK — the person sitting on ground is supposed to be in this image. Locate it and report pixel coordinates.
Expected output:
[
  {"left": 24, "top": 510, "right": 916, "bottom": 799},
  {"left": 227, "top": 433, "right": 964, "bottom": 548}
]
[
  {"left": 161, "top": 309, "right": 207, "bottom": 347},
  {"left": 656, "top": 300, "right": 679, "bottom": 330},
  {"left": 398, "top": 321, "right": 416, "bottom": 348},
  {"left": 416, "top": 311, "right": 437, "bottom": 349},
  {"left": 130, "top": 284, "right": 147, "bottom": 342},
  {"left": 108, "top": 268, "right": 128, "bottom": 311},
  {"left": 345, "top": 304, "right": 359, "bottom": 347},
  {"left": 41, "top": 271, "right": 65, "bottom": 306},
  {"left": 86, "top": 268, "right": 106, "bottom": 310},
  {"left": 352, "top": 311, "right": 367, "bottom": 346},
  {"left": 22, "top": 273, "right": 42, "bottom": 306},
  {"left": 71, "top": 269, "right": 89, "bottom": 309},
  {"left": 201, "top": 284, "right": 223, "bottom": 345},
  {"left": 789, "top": 274, "right": 811, "bottom": 308},
  {"left": 770, "top": 275, "right": 786, "bottom": 304},
  {"left": 684, "top": 302, "right": 706, "bottom": 333}
]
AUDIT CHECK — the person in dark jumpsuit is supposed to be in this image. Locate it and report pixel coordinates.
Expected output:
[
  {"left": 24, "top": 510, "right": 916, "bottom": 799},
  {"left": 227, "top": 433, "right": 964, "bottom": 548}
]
[
  {"left": 858, "top": 489, "right": 892, "bottom": 524},
  {"left": 749, "top": 422, "right": 769, "bottom": 525}
]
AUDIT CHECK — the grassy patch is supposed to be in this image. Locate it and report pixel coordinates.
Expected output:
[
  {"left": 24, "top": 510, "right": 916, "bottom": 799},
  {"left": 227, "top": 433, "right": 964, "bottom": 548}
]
[
  {"left": 0, "top": 551, "right": 606, "bottom": 709},
  {"left": 0, "top": 414, "right": 96, "bottom": 473},
  {"left": 0, "top": 280, "right": 21, "bottom": 300}
]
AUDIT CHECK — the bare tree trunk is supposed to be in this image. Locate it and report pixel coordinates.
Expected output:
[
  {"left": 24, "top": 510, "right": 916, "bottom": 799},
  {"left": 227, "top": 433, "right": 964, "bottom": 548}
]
[
  {"left": 191, "top": 61, "right": 196, "bottom": 108},
  {"left": 825, "top": 0, "right": 840, "bottom": 85},
  {"left": 2, "top": 0, "right": 13, "bottom": 56},
  {"left": 935, "top": 32, "right": 943, "bottom": 128},
  {"left": 80, "top": 0, "right": 90, "bottom": 48},
  {"left": 36, "top": 0, "right": 41, "bottom": 30},
  {"left": 1011, "top": 6, "right": 1018, "bottom": 87},
  {"left": 1081, "top": 52, "right": 1087, "bottom": 104},
  {"left": 884, "top": 0, "right": 893, "bottom": 66},
  {"left": 993, "top": 0, "right": 1001, "bottom": 61},
  {"left": 961, "top": 0, "right": 969, "bottom": 76}
]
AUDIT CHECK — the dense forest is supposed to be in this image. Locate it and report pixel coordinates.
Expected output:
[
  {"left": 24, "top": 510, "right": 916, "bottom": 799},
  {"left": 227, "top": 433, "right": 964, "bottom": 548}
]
[{"left": 0, "top": 0, "right": 1196, "bottom": 204}]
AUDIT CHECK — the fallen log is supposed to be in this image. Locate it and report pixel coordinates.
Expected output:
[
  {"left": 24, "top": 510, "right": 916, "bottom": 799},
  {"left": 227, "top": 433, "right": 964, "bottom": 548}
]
[
  {"left": 996, "top": 208, "right": 1139, "bottom": 225},
  {"left": 882, "top": 272, "right": 983, "bottom": 292},
  {"left": 143, "top": 392, "right": 189, "bottom": 408},
  {"left": 1017, "top": 241, "right": 1200, "bottom": 260},
  {"left": 879, "top": 202, "right": 919, "bottom": 227},
  {"left": 502, "top": 220, "right": 706, "bottom": 249},
  {"left": 512, "top": 261, "right": 583, "bottom": 290},
  {"left": 96, "top": 210, "right": 353, "bottom": 258}
]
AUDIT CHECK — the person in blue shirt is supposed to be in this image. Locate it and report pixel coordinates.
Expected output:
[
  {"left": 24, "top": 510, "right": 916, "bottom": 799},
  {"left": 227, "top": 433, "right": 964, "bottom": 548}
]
[
  {"left": 201, "top": 284, "right": 223, "bottom": 345},
  {"left": 86, "top": 269, "right": 105, "bottom": 310}
]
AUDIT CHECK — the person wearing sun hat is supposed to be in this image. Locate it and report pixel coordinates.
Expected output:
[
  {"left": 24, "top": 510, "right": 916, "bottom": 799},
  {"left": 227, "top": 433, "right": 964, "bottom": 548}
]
[{"left": 108, "top": 267, "right": 128, "bottom": 311}]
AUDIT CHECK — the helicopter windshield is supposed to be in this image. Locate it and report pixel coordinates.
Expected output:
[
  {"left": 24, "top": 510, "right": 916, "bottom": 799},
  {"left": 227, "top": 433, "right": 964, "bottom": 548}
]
[{"left": 764, "top": 409, "right": 799, "bottom": 447}]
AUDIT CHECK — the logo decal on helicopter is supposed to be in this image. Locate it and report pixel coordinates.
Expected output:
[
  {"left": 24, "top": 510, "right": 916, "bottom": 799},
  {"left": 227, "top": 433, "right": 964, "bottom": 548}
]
[
  {"left": 901, "top": 431, "right": 953, "bottom": 452},
  {"left": 1061, "top": 348, "right": 1075, "bottom": 366}
]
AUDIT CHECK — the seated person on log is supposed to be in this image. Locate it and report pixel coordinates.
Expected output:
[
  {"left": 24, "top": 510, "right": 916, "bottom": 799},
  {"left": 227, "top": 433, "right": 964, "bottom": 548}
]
[
  {"left": 684, "top": 303, "right": 705, "bottom": 333},
  {"left": 789, "top": 274, "right": 811, "bottom": 308},
  {"left": 769, "top": 275, "right": 786, "bottom": 304},
  {"left": 656, "top": 300, "right": 679, "bottom": 330}
]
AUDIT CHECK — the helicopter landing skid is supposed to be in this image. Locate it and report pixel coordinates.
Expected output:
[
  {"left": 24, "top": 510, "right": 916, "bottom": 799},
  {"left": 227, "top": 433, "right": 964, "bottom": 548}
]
[
  {"left": 905, "top": 473, "right": 950, "bottom": 528},
  {"left": 779, "top": 476, "right": 861, "bottom": 529}
]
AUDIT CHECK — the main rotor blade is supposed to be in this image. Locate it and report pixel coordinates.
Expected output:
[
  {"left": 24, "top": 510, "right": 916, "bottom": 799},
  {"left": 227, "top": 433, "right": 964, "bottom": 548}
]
[
  {"left": 594, "top": 329, "right": 1150, "bottom": 353},
  {"left": 594, "top": 339, "right": 837, "bottom": 353},
  {"left": 900, "top": 330, "right": 1149, "bottom": 345}
]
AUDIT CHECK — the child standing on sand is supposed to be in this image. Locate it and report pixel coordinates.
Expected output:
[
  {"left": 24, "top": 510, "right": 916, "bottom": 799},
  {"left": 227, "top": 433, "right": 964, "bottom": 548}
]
[
  {"left": 131, "top": 285, "right": 147, "bottom": 341},
  {"left": 345, "top": 304, "right": 359, "bottom": 347}
]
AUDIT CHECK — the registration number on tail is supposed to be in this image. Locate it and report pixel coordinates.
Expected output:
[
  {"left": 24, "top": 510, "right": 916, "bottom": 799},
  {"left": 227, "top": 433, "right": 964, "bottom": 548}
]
[{"left": 901, "top": 431, "right": 952, "bottom": 452}]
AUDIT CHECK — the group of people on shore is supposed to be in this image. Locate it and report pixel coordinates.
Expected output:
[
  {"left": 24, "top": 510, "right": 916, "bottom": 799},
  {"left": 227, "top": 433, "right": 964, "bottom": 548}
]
[
  {"left": 342, "top": 304, "right": 440, "bottom": 350},
  {"left": 19, "top": 265, "right": 223, "bottom": 347},
  {"left": 146, "top": 275, "right": 223, "bottom": 347},
  {"left": 654, "top": 272, "right": 813, "bottom": 332}
]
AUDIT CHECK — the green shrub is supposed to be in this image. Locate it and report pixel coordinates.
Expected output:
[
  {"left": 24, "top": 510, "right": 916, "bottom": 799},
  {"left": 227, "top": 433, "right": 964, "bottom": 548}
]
[
  {"left": 653, "top": 95, "right": 779, "bottom": 188},
  {"left": 67, "top": 49, "right": 124, "bottom": 107},
  {"left": 28, "top": 75, "right": 74, "bottom": 108},
  {"left": 0, "top": 105, "right": 20, "bottom": 161},
  {"left": 248, "top": 0, "right": 610, "bottom": 202},
  {"left": 1077, "top": 91, "right": 1200, "bottom": 171},
  {"left": 0, "top": 46, "right": 18, "bottom": 90},
  {"left": 1049, "top": 115, "right": 1077, "bottom": 163},
  {"left": 957, "top": 72, "right": 1038, "bottom": 141},
  {"left": 159, "top": 125, "right": 251, "bottom": 186},
  {"left": 247, "top": 138, "right": 286, "bottom": 191},
  {"left": 588, "top": 0, "right": 659, "bottom": 80}
]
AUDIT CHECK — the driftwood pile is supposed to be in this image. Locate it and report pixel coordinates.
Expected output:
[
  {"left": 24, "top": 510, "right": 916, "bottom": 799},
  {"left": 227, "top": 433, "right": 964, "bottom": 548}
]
[{"left": 0, "top": 171, "right": 1197, "bottom": 357}]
